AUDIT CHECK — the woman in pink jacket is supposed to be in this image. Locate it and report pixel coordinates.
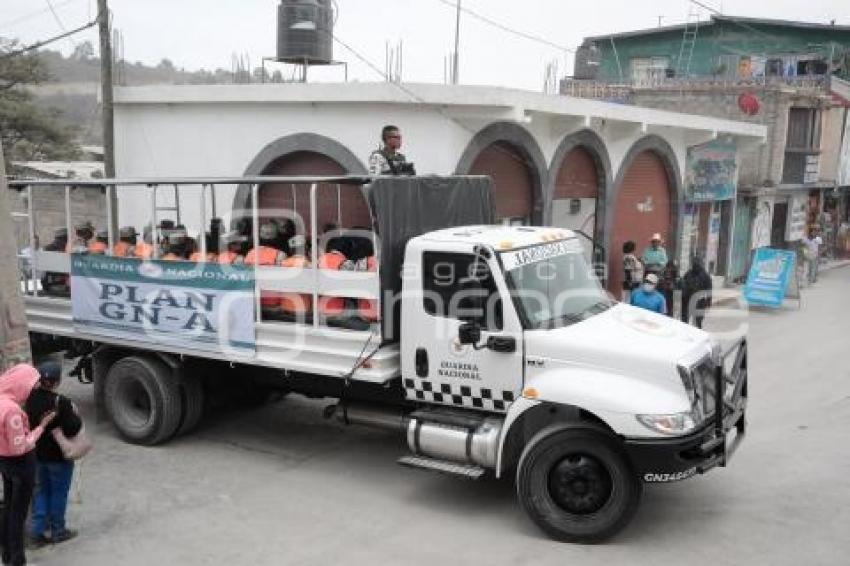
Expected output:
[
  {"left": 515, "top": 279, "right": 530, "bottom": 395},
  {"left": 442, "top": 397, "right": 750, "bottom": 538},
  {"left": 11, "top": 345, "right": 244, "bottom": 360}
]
[{"left": 0, "top": 364, "right": 55, "bottom": 566}]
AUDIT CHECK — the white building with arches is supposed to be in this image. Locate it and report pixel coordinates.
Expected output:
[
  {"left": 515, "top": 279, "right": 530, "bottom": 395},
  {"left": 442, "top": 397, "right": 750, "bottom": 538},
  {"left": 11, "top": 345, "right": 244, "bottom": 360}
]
[{"left": 113, "top": 82, "right": 764, "bottom": 291}]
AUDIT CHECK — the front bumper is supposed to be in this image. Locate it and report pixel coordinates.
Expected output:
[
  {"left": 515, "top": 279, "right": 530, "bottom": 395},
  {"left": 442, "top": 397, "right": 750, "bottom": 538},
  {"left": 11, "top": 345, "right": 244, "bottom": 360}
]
[{"left": 624, "top": 338, "right": 748, "bottom": 483}]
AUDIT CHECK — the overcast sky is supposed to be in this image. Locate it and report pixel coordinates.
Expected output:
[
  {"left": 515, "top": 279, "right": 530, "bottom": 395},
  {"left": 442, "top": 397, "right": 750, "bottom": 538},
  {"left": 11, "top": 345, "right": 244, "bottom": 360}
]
[{"left": 2, "top": 0, "right": 848, "bottom": 90}]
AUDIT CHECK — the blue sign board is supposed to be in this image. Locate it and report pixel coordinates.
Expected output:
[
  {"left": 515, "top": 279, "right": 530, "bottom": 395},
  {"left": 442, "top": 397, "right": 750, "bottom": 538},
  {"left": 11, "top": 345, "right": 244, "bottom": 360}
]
[
  {"left": 743, "top": 248, "right": 796, "bottom": 307},
  {"left": 685, "top": 139, "right": 738, "bottom": 202}
]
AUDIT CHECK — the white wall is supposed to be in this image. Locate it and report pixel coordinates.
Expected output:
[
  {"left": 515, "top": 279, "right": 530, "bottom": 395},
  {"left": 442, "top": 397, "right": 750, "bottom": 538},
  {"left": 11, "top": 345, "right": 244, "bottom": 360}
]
[{"left": 113, "top": 86, "right": 755, "bottom": 235}]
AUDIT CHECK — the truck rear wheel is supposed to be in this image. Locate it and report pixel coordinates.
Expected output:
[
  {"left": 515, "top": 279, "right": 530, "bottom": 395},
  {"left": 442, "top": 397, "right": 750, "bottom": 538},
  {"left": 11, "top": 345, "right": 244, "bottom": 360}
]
[
  {"left": 104, "top": 356, "right": 182, "bottom": 445},
  {"left": 516, "top": 427, "right": 642, "bottom": 543},
  {"left": 175, "top": 372, "right": 205, "bottom": 436}
]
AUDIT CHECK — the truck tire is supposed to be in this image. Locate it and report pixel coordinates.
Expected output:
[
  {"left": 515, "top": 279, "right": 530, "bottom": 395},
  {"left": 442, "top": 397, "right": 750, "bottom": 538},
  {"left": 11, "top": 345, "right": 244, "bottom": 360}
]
[
  {"left": 516, "top": 427, "right": 642, "bottom": 543},
  {"left": 104, "top": 356, "right": 182, "bottom": 445},
  {"left": 175, "top": 372, "right": 205, "bottom": 437}
]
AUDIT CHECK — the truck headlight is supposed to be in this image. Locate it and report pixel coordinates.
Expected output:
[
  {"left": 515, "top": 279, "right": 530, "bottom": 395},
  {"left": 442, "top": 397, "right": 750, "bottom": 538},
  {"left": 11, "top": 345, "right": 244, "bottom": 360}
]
[{"left": 636, "top": 412, "right": 697, "bottom": 435}]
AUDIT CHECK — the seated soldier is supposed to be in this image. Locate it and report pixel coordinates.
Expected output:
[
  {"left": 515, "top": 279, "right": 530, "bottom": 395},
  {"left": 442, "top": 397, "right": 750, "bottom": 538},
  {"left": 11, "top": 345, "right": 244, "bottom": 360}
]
[
  {"left": 278, "top": 235, "right": 313, "bottom": 322},
  {"left": 41, "top": 228, "right": 70, "bottom": 296},
  {"left": 350, "top": 239, "right": 379, "bottom": 324},
  {"left": 113, "top": 226, "right": 138, "bottom": 257},
  {"left": 217, "top": 232, "right": 247, "bottom": 265},
  {"left": 244, "top": 222, "right": 288, "bottom": 317},
  {"left": 88, "top": 230, "right": 109, "bottom": 255},
  {"left": 161, "top": 227, "right": 190, "bottom": 261},
  {"left": 317, "top": 238, "right": 349, "bottom": 324},
  {"left": 66, "top": 221, "right": 94, "bottom": 254}
]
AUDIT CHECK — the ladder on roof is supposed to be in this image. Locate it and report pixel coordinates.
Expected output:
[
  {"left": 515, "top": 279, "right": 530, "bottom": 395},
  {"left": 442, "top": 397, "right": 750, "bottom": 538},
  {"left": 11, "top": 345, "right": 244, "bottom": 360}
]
[{"left": 676, "top": 10, "right": 701, "bottom": 79}]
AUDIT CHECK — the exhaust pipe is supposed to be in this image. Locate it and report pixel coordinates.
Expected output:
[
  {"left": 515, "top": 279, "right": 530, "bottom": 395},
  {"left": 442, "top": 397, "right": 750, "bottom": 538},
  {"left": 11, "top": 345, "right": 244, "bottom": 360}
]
[{"left": 328, "top": 402, "right": 408, "bottom": 431}]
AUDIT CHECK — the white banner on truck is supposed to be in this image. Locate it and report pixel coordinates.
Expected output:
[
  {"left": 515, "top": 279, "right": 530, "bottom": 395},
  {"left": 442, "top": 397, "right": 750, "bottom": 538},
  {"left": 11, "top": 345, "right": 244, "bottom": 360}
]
[{"left": 71, "top": 255, "right": 256, "bottom": 357}]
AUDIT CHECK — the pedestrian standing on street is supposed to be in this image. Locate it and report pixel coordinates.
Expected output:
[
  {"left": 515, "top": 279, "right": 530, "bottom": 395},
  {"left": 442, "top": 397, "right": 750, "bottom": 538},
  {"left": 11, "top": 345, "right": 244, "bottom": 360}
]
[
  {"left": 641, "top": 233, "right": 668, "bottom": 277},
  {"left": 659, "top": 259, "right": 680, "bottom": 318},
  {"left": 621, "top": 240, "right": 643, "bottom": 301},
  {"left": 0, "top": 364, "right": 56, "bottom": 566},
  {"left": 681, "top": 256, "right": 713, "bottom": 329},
  {"left": 629, "top": 273, "right": 667, "bottom": 314},
  {"left": 368, "top": 125, "right": 416, "bottom": 176},
  {"left": 25, "top": 361, "right": 83, "bottom": 548},
  {"left": 803, "top": 228, "right": 823, "bottom": 284}
]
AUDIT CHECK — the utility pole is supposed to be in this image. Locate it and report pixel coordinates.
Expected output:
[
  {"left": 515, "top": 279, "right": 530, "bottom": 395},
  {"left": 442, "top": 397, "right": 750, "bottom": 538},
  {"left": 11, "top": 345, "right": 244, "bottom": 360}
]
[
  {"left": 98, "top": 0, "right": 119, "bottom": 235},
  {"left": 0, "top": 143, "right": 32, "bottom": 370},
  {"left": 98, "top": 0, "right": 114, "bottom": 178},
  {"left": 452, "top": 0, "right": 461, "bottom": 84}
]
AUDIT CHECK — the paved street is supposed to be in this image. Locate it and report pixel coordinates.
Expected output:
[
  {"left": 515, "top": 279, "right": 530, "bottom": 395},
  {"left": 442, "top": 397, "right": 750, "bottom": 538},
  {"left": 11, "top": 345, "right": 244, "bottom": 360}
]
[{"left": 30, "top": 265, "right": 850, "bottom": 566}]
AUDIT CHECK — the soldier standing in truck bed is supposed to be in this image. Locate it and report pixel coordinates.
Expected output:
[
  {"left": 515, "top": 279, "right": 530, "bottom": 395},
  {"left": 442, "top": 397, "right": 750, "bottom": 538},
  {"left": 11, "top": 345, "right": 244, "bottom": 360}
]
[{"left": 368, "top": 125, "right": 416, "bottom": 176}]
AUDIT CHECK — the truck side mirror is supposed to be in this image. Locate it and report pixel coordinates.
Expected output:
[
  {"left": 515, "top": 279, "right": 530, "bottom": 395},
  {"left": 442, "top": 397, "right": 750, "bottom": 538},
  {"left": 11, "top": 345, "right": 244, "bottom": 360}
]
[{"left": 458, "top": 322, "right": 481, "bottom": 345}]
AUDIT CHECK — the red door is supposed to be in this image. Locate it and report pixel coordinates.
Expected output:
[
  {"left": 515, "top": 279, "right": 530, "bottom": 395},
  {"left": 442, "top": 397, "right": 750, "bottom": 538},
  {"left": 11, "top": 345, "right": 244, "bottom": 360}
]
[
  {"left": 609, "top": 151, "right": 672, "bottom": 294},
  {"left": 468, "top": 142, "right": 534, "bottom": 224}
]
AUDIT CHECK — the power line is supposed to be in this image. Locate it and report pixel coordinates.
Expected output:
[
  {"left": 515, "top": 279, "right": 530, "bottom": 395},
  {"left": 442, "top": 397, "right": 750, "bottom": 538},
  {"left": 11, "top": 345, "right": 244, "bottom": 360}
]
[
  {"left": 434, "top": 0, "right": 576, "bottom": 53},
  {"left": 0, "top": 0, "right": 81, "bottom": 32},
  {"left": 45, "top": 0, "right": 69, "bottom": 32},
  {"left": 0, "top": 18, "right": 97, "bottom": 60}
]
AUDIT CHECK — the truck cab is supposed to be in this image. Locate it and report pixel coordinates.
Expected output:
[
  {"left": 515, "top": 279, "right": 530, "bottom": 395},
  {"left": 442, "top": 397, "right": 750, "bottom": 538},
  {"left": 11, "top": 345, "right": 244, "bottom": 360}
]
[{"left": 398, "top": 225, "right": 747, "bottom": 541}]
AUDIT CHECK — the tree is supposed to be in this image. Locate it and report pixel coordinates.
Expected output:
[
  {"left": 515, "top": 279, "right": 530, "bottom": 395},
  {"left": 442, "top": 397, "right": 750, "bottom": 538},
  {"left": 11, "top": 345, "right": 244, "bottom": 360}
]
[
  {"left": 0, "top": 38, "right": 80, "bottom": 163},
  {"left": 71, "top": 41, "right": 95, "bottom": 61}
]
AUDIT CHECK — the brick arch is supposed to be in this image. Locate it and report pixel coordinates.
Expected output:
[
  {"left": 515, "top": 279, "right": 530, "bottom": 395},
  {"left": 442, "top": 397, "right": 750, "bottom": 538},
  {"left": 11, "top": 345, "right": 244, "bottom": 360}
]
[
  {"left": 454, "top": 121, "right": 547, "bottom": 225},
  {"left": 607, "top": 135, "right": 682, "bottom": 294},
  {"left": 547, "top": 128, "right": 612, "bottom": 246}
]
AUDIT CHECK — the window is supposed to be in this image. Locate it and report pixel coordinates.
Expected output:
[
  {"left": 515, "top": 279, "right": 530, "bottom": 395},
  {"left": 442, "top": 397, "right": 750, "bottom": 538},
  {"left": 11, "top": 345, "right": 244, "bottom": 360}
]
[
  {"left": 422, "top": 252, "right": 503, "bottom": 330},
  {"left": 630, "top": 57, "right": 669, "bottom": 84},
  {"left": 786, "top": 108, "right": 821, "bottom": 150}
]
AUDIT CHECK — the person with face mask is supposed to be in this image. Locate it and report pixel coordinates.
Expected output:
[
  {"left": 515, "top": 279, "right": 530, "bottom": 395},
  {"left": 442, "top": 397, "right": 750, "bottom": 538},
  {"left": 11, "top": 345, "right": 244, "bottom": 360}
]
[
  {"left": 681, "top": 255, "right": 713, "bottom": 329},
  {"left": 629, "top": 273, "right": 667, "bottom": 315}
]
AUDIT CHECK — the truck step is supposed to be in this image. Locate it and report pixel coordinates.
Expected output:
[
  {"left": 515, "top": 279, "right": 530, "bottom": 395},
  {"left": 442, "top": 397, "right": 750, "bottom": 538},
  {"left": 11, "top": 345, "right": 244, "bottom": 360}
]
[{"left": 397, "top": 455, "right": 485, "bottom": 479}]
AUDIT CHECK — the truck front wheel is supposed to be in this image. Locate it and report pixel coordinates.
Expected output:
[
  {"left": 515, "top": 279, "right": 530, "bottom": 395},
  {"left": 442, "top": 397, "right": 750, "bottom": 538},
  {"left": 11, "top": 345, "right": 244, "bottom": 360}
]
[
  {"left": 516, "top": 427, "right": 642, "bottom": 543},
  {"left": 104, "top": 356, "right": 182, "bottom": 445}
]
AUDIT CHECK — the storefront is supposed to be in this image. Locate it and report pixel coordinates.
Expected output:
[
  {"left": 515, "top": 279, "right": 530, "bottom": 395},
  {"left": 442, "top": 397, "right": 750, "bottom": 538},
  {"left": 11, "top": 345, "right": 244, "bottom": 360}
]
[{"left": 682, "top": 138, "right": 738, "bottom": 276}]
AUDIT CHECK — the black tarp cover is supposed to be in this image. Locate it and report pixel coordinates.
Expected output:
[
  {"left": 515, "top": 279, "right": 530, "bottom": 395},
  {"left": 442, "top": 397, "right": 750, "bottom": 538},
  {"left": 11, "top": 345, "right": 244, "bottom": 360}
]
[{"left": 367, "top": 176, "right": 495, "bottom": 342}]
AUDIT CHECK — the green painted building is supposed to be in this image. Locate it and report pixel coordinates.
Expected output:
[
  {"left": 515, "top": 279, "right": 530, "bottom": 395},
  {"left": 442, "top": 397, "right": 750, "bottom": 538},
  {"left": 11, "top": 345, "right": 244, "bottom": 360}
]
[{"left": 574, "top": 15, "right": 850, "bottom": 83}]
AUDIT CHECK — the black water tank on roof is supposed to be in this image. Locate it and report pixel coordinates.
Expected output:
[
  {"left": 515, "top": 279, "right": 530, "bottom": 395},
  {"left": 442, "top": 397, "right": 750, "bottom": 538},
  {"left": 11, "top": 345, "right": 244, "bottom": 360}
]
[{"left": 277, "top": 0, "right": 334, "bottom": 64}]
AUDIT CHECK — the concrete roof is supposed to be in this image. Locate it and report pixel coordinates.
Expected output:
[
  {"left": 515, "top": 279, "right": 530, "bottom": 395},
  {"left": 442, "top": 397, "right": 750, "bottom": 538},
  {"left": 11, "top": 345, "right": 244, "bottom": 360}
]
[{"left": 114, "top": 82, "right": 766, "bottom": 140}]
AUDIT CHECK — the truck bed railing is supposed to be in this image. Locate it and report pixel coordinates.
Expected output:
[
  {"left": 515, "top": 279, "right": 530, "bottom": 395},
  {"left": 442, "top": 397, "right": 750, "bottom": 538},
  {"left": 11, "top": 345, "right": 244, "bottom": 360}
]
[{"left": 8, "top": 176, "right": 381, "bottom": 332}]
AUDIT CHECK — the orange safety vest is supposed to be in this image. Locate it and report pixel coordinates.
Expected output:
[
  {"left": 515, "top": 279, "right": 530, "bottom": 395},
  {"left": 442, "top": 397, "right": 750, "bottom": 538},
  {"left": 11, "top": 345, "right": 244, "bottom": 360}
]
[
  {"left": 317, "top": 251, "right": 348, "bottom": 316},
  {"left": 244, "top": 246, "right": 282, "bottom": 266},
  {"left": 189, "top": 251, "right": 217, "bottom": 263},
  {"left": 113, "top": 241, "right": 133, "bottom": 257},
  {"left": 88, "top": 240, "right": 108, "bottom": 255},
  {"left": 217, "top": 251, "right": 242, "bottom": 265},
  {"left": 357, "top": 255, "right": 379, "bottom": 321},
  {"left": 279, "top": 255, "right": 312, "bottom": 315},
  {"left": 133, "top": 242, "right": 154, "bottom": 260},
  {"left": 161, "top": 253, "right": 182, "bottom": 261},
  {"left": 245, "top": 246, "right": 286, "bottom": 308}
]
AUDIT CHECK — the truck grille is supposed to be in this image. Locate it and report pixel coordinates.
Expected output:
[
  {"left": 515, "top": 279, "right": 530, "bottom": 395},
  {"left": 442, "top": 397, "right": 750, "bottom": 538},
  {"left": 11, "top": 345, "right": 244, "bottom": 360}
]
[{"left": 692, "top": 358, "right": 717, "bottom": 421}]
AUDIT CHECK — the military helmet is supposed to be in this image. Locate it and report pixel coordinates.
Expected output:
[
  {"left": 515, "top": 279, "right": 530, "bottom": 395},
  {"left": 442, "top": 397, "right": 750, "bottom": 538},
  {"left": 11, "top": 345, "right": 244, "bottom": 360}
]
[{"left": 119, "top": 226, "right": 138, "bottom": 239}]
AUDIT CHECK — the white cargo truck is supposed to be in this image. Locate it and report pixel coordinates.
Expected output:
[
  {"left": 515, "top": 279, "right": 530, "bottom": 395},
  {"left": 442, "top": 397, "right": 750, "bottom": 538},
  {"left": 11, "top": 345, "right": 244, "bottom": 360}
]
[{"left": 8, "top": 175, "right": 747, "bottom": 542}]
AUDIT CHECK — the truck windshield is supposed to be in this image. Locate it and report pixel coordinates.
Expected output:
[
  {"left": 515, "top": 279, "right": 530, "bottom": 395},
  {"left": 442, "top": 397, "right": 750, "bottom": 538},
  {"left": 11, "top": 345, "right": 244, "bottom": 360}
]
[{"left": 500, "top": 239, "right": 613, "bottom": 330}]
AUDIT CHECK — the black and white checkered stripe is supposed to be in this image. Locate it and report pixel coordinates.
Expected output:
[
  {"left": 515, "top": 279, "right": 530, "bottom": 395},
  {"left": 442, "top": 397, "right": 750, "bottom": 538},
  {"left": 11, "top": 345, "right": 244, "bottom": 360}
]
[{"left": 403, "top": 379, "right": 517, "bottom": 412}]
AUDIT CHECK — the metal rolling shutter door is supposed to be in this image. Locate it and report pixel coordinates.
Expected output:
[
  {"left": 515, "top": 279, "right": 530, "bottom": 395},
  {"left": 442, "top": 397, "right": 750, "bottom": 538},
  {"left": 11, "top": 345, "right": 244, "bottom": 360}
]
[
  {"left": 609, "top": 151, "right": 671, "bottom": 294},
  {"left": 554, "top": 147, "right": 598, "bottom": 200},
  {"left": 468, "top": 142, "right": 533, "bottom": 223}
]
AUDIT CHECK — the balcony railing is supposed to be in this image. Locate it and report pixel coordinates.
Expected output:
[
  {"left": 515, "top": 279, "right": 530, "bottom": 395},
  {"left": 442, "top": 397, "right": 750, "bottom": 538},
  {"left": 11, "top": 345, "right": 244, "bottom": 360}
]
[{"left": 561, "top": 75, "right": 831, "bottom": 101}]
